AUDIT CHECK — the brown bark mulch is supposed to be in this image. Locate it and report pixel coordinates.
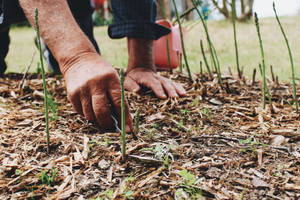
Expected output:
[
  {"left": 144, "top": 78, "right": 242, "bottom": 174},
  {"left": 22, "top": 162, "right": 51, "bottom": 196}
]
[{"left": 0, "top": 72, "right": 299, "bottom": 199}]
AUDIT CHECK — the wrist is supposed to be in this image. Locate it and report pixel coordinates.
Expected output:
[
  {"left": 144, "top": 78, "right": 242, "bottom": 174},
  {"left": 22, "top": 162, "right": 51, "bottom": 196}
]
[
  {"left": 60, "top": 51, "right": 99, "bottom": 76},
  {"left": 127, "top": 38, "right": 156, "bottom": 73}
]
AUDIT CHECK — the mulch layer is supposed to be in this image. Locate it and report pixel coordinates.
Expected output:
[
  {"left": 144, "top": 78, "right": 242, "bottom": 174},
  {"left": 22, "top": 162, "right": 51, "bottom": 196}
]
[{"left": 0, "top": 72, "right": 299, "bottom": 199}]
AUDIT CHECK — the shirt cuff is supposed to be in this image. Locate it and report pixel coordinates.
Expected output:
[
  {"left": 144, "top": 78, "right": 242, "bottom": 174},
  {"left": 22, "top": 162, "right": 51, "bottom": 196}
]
[{"left": 108, "top": 20, "right": 171, "bottom": 40}]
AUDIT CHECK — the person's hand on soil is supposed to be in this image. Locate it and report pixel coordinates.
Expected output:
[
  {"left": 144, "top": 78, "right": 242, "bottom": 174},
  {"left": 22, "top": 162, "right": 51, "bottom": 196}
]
[
  {"left": 64, "top": 53, "right": 133, "bottom": 132},
  {"left": 17, "top": 0, "right": 134, "bottom": 132},
  {"left": 124, "top": 67, "right": 186, "bottom": 99},
  {"left": 124, "top": 38, "right": 186, "bottom": 99}
]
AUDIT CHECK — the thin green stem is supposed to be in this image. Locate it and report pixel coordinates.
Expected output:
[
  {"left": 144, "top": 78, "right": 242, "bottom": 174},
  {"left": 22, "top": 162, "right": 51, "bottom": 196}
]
[
  {"left": 211, "top": 43, "right": 223, "bottom": 88},
  {"left": 200, "top": 40, "right": 212, "bottom": 78},
  {"left": 158, "top": 0, "right": 171, "bottom": 68},
  {"left": 35, "top": 8, "right": 50, "bottom": 153},
  {"left": 254, "top": 13, "right": 267, "bottom": 108},
  {"left": 232, "top": 0, "right": 241, "bottom": 78},
  {"left": 172, "top": 6, "right": 196, "bottom": 24},
  {"left": 192, "top": 0, "right": 223, "bottom": 87},
  {"left": 120, "top": 69, "right": 126, "bottom": 159},
  {"left": 200, "top": 61, "right": 203, "bottom": 76},
  {"left": 179, "top": 52, "right": 183, "bottom": 73},
  {"left": 172, "top": 0, "right": 193, "bottom": 82},
  {"left": 273, "top": 2, "right": 298, "bottom": 112}
]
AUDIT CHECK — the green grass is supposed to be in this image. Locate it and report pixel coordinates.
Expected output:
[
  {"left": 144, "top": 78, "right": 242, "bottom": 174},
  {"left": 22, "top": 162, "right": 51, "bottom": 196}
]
[{"left": 5, "top": 16, "right": 300, "bottom": 81}]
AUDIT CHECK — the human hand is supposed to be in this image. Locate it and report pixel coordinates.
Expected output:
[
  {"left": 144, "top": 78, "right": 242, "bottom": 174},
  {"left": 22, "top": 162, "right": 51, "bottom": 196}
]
[
  {"left": 124, "top": 67, "right": 186, "bottom": 99},
  {"left": 63, "top": 53, "right": 133, "bottom": 132}
]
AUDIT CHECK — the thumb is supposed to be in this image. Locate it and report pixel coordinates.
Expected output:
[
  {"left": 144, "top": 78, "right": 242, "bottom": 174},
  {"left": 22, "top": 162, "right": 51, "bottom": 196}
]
[{"left": 124, "top": 76, "right": 141, "bottom": 93}]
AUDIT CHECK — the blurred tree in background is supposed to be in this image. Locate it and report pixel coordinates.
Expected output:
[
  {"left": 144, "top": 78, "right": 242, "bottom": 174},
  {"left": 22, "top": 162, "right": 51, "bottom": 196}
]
[
  {"left": 157, "top": 0, "right": 205, "bottom": 20},
  {"left": 211, "top": 0, "right": 254, "bottom": 21}
]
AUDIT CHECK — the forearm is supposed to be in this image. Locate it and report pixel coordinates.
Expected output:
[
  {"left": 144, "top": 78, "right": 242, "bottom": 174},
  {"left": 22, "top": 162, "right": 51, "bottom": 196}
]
[
  {"left": 127, "top": 38, "right": 156, "bottom": 72},
  {"left": 18, "top": 0, "right": 97, "bottom": 74}
]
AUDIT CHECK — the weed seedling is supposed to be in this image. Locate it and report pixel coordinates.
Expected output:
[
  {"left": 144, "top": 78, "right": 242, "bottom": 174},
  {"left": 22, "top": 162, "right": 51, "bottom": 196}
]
[
  {"left": 172, "top": 0, "right": 193, "bottom": 82},
  {"left": 120, "top": 176, "right": 135, "bottom": 199},
  {"left": 15, "top": 169, "right": 23, "bottom": 176},
  {"left": 93, "top": 189, "right": 114, "bottom": 200},
  {"left": 177, "top": 169, "right": 204, "bottom": 199},
  {"left": 180, "top": 109, "right": 189, "bottom": 115},
  {"left": 37, "top": 168, "right": 57, "bottom": 186},
  {"left": 273, "top": 2, "right": 298, "bottom": 112},
  {"left": 177, "top": 120, "right": 184, "bottom": 128},
  {"left": 120, "top": 69, "right": 126, "bottom": 160},
  {"left": 35, "top": 8, "right": 50, "bottom": 153},
  {"left": 238, "top": 135, "right": 261, "bottom": 152},
  {"left": 122, "top": 190, "right": 134, "bottom": 200}
]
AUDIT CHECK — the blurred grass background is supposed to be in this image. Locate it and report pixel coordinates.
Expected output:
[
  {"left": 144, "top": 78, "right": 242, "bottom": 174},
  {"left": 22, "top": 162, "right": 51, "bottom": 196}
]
[{"left": 5, "top": 16, "right": 300, "bottom": 82}]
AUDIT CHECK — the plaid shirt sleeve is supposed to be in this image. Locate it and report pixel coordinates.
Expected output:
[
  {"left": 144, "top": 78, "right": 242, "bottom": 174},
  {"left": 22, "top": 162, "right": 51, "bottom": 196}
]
[
  {"left": 0, "top": 0, "right": 4, "bottom": 24},
  {"left": 0, "top": 0, "right": 26, "bottom": 29},
  {"left": 108, "top": 0, "right": 170, "bottom": 40}
]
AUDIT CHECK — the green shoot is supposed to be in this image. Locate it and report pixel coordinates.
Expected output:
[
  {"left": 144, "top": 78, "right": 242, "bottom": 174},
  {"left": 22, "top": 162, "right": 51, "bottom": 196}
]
[
  {"left": 200, "top": 61, "right": 203, "bottom": 77},
  {"left": 120, "top": 69, "right": 126, "bottom": 160},
  {"left": 192, "top": 0, "right": 223, "bottom": 87},
  {"left": 172, "top": 0, "right": 193, "bottom": 82},
  {"left": 179, "top": 53, "right": 183, "bottom": 72},
  {"left": 232, "top": 0, "right": 241, "bottom": 78},
  {"left": 158, "top": 0, "right": 171, "bottom": 69},
  {"left": 35, "top": 8, "right": 50, "bottom": 153},
  {"left": 273, "top": 2, "right": 298, "bottom": 112},
  {"left": 211, "top": 43, "right": 223, "bottom": 88},
  {"left": 254, "top": 13, "right": 267, "bottom": 108},
  {"left": 200, "top": 40, "right": 212, "bottom": 78}
]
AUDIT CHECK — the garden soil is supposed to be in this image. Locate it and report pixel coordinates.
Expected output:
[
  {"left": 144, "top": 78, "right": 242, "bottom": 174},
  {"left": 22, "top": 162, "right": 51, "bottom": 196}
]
[{"left": 0, "top": 71, "right": 299, "bottom": 199}]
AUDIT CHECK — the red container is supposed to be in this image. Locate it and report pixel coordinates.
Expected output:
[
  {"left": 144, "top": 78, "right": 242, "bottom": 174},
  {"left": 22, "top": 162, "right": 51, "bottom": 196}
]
[
  {"left": 154, "top": 20, "right": 185, "bottom": 70},
  {"left": 94, "top": 0, "right": 106, "bottom": 9}
]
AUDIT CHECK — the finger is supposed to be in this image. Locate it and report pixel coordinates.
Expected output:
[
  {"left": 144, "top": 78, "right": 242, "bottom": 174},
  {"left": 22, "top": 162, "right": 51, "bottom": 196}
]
[
  {"left": 92, "top": 93, "right": 114, "bottom": 130},
  {"left": 173, "top": 82, "right": 187, "bottom": 97},
  {"left": 124, "top": 76, "right": 141, "bottom": 93},
  {"left": 160, "top": 77, "right": 179, "bottom": 98},
  {"left": 134, "top": 75, "right": 167, "bottom": 99},
  {"left": 68, "top": 92, "right": 83, "bottom": 115},
  {"left": 81, "top": 95, "right": 96, "bottom": 122},
  {"left": 108, "top": 81, "right": 133, "bottom": 133}
]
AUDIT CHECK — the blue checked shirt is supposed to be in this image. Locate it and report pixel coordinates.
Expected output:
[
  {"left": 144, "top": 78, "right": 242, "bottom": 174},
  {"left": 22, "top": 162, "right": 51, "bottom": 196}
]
[{"left": 0, "top": 0, "right": 170, "bottom": 40}]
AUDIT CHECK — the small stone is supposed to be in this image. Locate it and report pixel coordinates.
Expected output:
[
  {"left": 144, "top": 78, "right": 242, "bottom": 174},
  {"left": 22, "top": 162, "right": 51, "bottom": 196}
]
[
  {"left": 98, "top": 159, "right": 110, "bottom": 170},
  {"left": 270, "top": 135, "right": 288, "bottom": 146}
]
